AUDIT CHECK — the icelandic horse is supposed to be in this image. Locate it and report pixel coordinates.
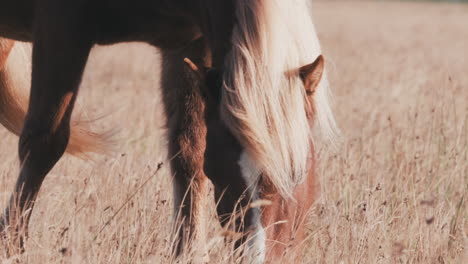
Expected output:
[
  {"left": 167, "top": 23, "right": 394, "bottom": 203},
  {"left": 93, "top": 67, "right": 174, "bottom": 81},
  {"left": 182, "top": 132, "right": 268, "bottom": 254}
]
[{"left": 0, "top": 0, "right": 337, "bottom": 262}]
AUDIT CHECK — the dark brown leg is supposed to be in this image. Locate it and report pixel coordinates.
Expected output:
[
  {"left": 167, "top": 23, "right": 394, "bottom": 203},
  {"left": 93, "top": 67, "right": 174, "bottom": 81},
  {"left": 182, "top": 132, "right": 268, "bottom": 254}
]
[
  {"left": 203, "top": 101, "right": 261, "bottom": 261},
  {"left": 204, "top": 121, "right": 254, "bottom": 240},
  {"left": 160, "top": 38, "right": 210, "bottom": 255},
  {"left": 0, "top": 3, "right": 93, "bottom": 251},
  {"left": 212, "top": 180, "right": 257, "bottom": 257}
]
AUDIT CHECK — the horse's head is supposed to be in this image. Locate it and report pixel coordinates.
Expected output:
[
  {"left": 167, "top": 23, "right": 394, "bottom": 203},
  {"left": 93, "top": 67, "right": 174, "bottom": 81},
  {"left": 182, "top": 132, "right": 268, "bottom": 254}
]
[
  {"left": 183, "top": 55, "right": 325, "bottom": 120},
  {"left": 182, "top": 55, "right": 325, "bottom": 188},
  {"left": 183, "top": 55, "right": 325, "bottom": 259}
]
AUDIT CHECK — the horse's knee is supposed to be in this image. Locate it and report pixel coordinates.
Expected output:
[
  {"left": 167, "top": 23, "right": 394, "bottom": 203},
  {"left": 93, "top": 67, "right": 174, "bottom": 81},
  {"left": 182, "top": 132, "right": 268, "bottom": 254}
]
[
  {"left": 169, "top": 131, "right": 207, "bottom": 183},
  {"left": 0, "top": 39, "right": 15, "bottom": 70},
  {"left": 19, "top": 118, "right": 70, "bottom": 164}
]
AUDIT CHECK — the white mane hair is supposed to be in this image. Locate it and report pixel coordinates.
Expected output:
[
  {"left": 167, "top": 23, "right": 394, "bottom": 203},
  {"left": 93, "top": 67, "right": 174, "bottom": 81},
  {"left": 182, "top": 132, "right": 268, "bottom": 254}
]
[{"left": 221, "top": 0, "right": 338, "bottom": 197}]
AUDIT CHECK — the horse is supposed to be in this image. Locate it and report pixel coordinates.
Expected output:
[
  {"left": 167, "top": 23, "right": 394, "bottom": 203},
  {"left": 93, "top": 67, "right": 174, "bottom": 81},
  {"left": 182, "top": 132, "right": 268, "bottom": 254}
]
[
  {"left": 0, "top": 0, "right": 337, "bottom": 262},
  {"left": 183, "top": 55, "right": 326, "bottom": 262}
]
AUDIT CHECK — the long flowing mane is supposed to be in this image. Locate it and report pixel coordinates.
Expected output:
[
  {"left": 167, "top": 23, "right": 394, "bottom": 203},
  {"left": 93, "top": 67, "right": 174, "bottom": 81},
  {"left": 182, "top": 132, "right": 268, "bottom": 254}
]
[{"left": 221, "top": 0, "right": 338, "bottom": 197}]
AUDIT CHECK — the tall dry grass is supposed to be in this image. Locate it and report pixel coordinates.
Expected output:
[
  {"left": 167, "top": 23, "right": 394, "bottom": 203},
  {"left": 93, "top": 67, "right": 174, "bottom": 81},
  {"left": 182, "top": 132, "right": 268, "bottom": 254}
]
[{"left": 0, "top": 1, "right": 466, "bottom": 263}]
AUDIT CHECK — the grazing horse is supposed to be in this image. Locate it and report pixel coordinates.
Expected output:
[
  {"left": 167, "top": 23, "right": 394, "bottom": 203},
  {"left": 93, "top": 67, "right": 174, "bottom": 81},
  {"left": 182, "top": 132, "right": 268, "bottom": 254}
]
[
  {"left": 184, "top": 55, "right": 326, "bottom": 262},
  {"left": 0, "top": 0, "right": 337, "bottom": 262}
]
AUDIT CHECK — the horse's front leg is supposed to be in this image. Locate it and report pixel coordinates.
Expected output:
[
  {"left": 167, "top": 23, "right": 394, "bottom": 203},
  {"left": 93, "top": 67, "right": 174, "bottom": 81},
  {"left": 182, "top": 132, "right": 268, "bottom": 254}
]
[
  {"left": 0, "top": 4, "right": 93, "bottom": 251},
  {"left": 160, "top": 38, "right": 210, "bottom": 257}
]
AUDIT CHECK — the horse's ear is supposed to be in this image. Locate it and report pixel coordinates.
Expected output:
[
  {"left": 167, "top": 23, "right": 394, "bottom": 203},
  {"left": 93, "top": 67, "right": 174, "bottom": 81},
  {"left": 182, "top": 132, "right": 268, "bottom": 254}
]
[{"left": 299, "top": 55, "right": 325, "bottom": 96}]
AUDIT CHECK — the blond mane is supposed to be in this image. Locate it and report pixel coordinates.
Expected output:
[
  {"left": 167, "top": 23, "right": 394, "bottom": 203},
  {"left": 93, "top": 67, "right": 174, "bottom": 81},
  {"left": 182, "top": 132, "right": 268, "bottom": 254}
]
[{"left": 221, "top": 0, "right": 338, "bottom": 197}]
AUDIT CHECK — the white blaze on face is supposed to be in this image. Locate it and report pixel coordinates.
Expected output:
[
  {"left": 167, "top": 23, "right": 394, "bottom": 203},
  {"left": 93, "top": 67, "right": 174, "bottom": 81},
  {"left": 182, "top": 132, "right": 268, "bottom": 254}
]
[{"left": 238, "top": 151, "right": 266, "bottom": 263}]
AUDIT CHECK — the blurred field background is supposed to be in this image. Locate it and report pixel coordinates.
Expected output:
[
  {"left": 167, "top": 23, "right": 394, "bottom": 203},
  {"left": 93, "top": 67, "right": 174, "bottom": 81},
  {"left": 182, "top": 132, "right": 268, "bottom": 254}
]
[{"left": 1, "top": 1, "right": 467, "bottom": 263}]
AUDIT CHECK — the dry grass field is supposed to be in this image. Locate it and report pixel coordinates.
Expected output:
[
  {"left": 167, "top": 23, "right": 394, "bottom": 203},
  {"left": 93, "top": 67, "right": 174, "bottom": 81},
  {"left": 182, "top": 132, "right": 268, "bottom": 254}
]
[{"left": 1, "top": 1, "right": 467, "bottom": 263}]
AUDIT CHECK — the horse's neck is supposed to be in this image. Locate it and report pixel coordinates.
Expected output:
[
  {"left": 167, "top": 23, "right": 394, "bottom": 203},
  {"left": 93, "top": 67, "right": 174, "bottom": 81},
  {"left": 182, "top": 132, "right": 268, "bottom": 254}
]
[{"left": 192, "top": 0, "right": 236, "bottom": 68}]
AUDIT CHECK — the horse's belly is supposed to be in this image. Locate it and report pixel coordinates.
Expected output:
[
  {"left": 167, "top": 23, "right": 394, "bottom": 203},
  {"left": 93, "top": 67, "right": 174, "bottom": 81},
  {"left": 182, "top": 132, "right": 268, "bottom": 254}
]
[
  {"left": 0, "top": 0, "right": 34, "bottom": 41},
  {"left": 0, "top": 0, "right": 200, "bottom": 48},
  {"left": 93, "top": 14, "right": 200, "bottom": 48}
]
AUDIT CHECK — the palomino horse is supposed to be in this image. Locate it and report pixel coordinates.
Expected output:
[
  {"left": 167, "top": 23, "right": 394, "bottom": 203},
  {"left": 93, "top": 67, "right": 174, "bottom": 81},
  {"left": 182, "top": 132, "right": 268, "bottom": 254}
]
[{"left": 0, "top": 0, "right": 337, "bottom": 262}]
